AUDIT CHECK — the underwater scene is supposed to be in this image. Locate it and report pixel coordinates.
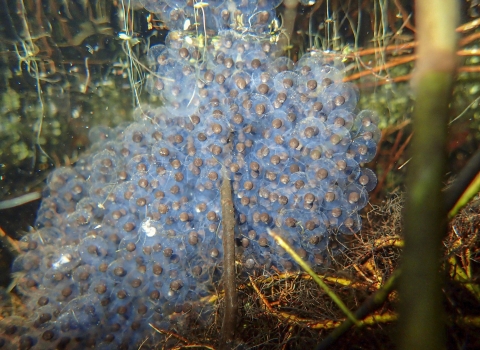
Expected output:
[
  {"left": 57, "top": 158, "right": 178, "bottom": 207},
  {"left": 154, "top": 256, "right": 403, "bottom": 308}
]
[{"left": 0, "top": 0, "right": 480, "bottom": 349}]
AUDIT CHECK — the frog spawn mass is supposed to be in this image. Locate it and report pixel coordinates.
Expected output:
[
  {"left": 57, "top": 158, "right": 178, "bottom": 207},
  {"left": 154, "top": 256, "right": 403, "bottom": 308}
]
[{"left": 0, "top": 2, "right": 380, "bottom": 350}]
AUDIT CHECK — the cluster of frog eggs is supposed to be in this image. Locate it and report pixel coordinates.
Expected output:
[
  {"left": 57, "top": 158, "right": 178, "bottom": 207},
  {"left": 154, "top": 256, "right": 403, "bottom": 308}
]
[
  {"left": 142, "top": 28, "right": 380, "bottom": 251},
  {"left": 140, "top": 0, "right": 283, "bottom": 36},
  {"left": 0, "top": 4, "right": 381, "bottom": 350}
]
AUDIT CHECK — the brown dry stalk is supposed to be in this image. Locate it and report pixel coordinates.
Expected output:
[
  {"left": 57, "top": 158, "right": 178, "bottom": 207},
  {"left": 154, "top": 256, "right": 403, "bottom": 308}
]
[
  {"left": 249, "top": 273, "right": 397, "bottom": 332},
  {"left": 149, "top": 323, "right": 215, "bottom": 350},
  {"left": 251, "top": 272, "right": 367, "bottom": 290},
  {"left": 345, "top": 54, "right": 417, "bottom": 82},
  {"left": 372, "top": 132, "right": 413, "bottom": 199},
  {"left": 0, "top": 227, "right": 22, "bottom": 254},
  {"left": 220, "top": 166, "right": 237, "bottom": 347}
]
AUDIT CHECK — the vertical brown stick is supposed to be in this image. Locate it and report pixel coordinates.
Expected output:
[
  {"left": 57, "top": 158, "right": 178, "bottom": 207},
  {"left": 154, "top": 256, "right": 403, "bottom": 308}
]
[
  {"left": 220, "top": 166, "right": 237, "bottom": 348},
  {"left": 399, "top": 1, "right": 458, "bottom": 349}
]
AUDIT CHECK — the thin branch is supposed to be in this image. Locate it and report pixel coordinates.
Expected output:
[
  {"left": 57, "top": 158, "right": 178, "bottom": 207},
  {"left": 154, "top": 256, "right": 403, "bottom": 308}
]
[{"left": 219, "top": 166, "right": 237, "bottom": 348}]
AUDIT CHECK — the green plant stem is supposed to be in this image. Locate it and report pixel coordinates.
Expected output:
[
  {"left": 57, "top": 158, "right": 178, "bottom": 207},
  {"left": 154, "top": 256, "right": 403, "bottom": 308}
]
[
  {"left": 399, "top": 1, "right": 458, "bottom": 348},
  {"left": 315, "top": 269, "right": 400, "bottom": 350},
  {"left": 444, "top": 147, "right": 480, "bottom": 214},
  {"left": 400, "top": 72, "right": 453, "bottom": 350},
  {"left": 448, "top": 172, "right": 480, "bottom": 219},
  {"left": 268, "top": 229, "right": 360, "bottom": 326}
]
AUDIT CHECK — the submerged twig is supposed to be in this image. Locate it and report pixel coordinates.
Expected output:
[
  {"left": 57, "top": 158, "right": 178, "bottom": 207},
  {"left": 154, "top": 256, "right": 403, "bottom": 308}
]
[
  {"left": 219, "top": 166, "right": 237, "bottom": 348},
  {"left": 149, "top": 323, "right": 215, "bottom": 350},
  {"left": 0, "top": 227, "right": 22, "bottom": 255},
  {"left": 0, "top": 191, "right": 42, "bottom": 210}
]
